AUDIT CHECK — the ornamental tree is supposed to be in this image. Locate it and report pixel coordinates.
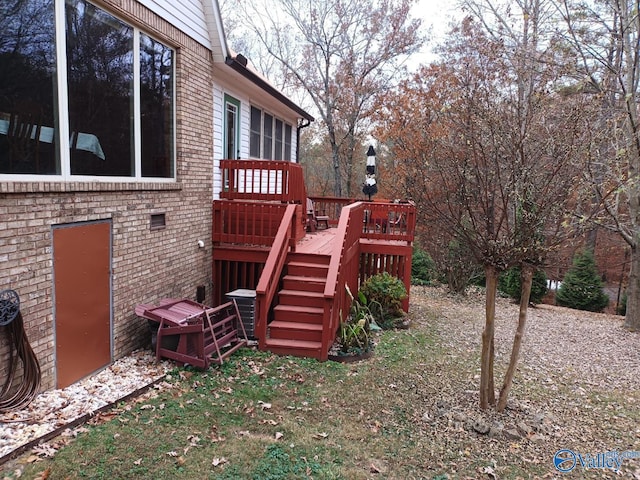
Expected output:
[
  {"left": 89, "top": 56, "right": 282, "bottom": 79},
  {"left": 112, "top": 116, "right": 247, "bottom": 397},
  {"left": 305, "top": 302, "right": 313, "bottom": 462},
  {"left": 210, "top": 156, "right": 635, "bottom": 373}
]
[{"left": 377, "top": 2, "right": 589, "bottom": 410}]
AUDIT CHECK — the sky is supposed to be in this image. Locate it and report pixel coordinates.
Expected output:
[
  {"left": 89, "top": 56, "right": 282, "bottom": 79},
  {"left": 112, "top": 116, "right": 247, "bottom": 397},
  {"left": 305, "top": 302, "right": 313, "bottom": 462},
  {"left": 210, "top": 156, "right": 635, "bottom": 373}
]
[{"left": 411, "top": 0, "right": 462, "bottom": 63}]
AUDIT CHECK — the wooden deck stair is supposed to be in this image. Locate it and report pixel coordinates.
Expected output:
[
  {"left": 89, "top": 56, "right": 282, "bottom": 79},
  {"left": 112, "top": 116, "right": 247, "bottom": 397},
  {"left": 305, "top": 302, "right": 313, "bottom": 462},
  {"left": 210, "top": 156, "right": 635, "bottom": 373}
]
[{"left": 263, "top": 252, "right": 330, "bottom": 359}]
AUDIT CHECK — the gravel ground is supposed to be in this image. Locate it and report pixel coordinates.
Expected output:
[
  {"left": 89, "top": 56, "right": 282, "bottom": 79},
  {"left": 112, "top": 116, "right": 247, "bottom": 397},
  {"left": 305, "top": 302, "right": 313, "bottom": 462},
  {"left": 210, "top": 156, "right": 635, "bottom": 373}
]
[{"left": 0, "top": 350, "right": 170, "bottom": 462}]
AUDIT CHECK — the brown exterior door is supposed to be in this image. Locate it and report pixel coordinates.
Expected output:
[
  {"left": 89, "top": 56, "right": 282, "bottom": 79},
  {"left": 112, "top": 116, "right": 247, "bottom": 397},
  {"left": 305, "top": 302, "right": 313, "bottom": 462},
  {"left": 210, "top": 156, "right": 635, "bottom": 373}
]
[{"left": 53, "top": 221, "right": 112, "bottom": 389}]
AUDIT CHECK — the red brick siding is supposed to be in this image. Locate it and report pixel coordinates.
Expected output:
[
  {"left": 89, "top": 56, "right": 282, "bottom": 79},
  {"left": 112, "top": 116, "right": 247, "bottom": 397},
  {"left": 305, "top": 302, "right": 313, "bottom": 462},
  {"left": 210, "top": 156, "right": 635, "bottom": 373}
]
[{"left": 0, "top": 1, "right": 214, "bottom": 390}]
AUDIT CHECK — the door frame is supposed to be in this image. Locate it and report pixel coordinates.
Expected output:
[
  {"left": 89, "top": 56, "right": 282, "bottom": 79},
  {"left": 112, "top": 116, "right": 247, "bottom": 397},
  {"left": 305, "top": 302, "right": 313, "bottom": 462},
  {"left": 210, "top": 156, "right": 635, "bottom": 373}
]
[
  {"left": 224, "top": 93, "right": 241, "bottom": 160},
  {"left": 52, "top": 219, "right": 113, "bottom": 386}
]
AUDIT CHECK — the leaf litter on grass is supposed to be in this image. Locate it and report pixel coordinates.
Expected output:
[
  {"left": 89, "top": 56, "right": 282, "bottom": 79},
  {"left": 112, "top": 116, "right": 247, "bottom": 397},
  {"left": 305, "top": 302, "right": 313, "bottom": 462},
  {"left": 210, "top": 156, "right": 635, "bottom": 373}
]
[{"left": 5, "top": 285, "right": 640, "bottom": 479}]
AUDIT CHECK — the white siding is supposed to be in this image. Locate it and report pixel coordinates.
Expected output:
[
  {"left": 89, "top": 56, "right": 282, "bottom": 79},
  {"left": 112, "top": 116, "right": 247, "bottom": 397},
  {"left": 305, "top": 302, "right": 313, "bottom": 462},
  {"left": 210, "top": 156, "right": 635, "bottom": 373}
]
[
  {"left": 239, "top": 101, "right": 250, "bottom": 159},
  {"left": 212, "top": 80, "right": 302, "bottom": 199},
  {"left": 212, "top": 84, "right": 223, "bottom": 199},
  {"left": 138, "top": 0, "right": 213, "bottom": 50}
]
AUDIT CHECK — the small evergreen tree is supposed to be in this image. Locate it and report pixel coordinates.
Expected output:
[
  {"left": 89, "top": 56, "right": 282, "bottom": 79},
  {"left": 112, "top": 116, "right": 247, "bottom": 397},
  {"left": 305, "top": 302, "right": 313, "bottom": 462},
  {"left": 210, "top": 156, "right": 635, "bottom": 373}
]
[
  {"left": 556, "top": 250, "right": 609, "bottom": 312},
  {"left": 499, "top": 266, "right": 548, "bottom": 304},
  {"left": 411, "top": 246, "right": 437, "bottom": 286}
]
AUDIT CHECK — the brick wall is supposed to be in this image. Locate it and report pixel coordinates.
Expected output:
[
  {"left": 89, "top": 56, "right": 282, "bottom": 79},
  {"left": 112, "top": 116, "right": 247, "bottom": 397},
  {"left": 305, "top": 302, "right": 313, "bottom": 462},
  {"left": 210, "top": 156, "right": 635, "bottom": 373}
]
[{"left": 0, "top": 1, "right": 214, "bottom": 391}]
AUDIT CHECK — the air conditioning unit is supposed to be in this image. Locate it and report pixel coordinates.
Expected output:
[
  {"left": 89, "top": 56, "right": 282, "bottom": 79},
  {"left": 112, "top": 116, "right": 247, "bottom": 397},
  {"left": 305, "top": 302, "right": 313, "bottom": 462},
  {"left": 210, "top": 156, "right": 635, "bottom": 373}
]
[{"left": 225, "top": 289, "right": 256, "bottom": 339}]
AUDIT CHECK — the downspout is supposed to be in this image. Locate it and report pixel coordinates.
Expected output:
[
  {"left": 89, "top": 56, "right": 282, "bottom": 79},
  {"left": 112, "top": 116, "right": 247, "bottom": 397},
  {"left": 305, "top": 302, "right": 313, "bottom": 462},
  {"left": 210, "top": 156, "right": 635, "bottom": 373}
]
[{"left": 296, "top": 118, "right": 312, "bottom": 164}]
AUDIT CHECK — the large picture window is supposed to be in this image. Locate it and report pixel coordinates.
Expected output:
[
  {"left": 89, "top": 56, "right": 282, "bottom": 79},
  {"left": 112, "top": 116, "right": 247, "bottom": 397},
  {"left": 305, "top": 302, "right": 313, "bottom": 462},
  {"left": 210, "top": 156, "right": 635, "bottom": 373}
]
[
  {"left": 0, "top": 0, "right": 175, "bottom": 180},
  {"left": 249, "top": 106, "right": 293, "bottom": 161},
  {"left": 141, "top": 34, "right": 174, "bottom": 177},
  {"left": 0, "top": 0, "right": 59, "bottom": 175}
]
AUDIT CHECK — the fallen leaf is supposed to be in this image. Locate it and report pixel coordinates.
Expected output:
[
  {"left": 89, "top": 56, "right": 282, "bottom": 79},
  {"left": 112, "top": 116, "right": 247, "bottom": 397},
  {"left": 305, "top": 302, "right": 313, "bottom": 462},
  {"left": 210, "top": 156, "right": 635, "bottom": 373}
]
[
  {"left": 176, "top": 456, "right": 186, "bottom": 466},
  {"left": 32, "top": 444, "right": 57, "bottom": 458},
  {"left": 482, "top": 466, "right": 497, "bottom": 479},
  {"left": 36, "top": 467, "right": 51, "bottom": 479},
  {"left": 212, "top": 457, "right": 228, "bottom": 467}
]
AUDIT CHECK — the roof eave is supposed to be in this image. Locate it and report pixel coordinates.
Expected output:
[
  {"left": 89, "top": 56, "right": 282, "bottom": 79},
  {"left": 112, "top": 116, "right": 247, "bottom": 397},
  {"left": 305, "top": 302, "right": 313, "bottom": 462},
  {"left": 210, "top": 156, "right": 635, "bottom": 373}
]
[{"left": 224, "top": 55, "right": 314, "bottom": 122}]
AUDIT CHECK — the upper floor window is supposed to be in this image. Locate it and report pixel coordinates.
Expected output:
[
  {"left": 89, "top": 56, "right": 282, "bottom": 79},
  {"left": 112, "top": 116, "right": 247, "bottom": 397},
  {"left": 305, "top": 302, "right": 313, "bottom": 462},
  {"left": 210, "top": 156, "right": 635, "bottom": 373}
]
[
  {"left": 249, "top": 106, "right": 292, "bottom": 161},
  {"left": 0, "top": 0, "right": 175, "bottom": 180}
]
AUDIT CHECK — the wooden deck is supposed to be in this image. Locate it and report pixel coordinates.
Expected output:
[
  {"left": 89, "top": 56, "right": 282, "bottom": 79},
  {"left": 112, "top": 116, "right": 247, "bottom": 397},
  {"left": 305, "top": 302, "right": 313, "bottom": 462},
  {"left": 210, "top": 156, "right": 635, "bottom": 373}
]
[
  {"left": 210, "top": 160, "right": 416, "bottom": 360},
  {"left": 296, "top": 227, "right": 409, "bottom": 255},
  {"left": 296, "top": 228, "right": 337, "bottom": 255}
]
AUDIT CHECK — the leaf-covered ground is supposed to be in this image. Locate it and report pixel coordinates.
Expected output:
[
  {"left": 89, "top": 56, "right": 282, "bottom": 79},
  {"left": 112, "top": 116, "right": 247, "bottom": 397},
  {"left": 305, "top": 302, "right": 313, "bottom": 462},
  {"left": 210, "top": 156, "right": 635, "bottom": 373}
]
[{"left": 2, "top": 286, "right": 640, "bottom": 479}]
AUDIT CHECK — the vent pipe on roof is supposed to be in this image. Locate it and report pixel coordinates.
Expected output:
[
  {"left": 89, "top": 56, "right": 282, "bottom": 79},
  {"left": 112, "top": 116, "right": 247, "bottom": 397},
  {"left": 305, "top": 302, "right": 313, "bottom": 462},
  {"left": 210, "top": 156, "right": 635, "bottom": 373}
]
[{"left": 296, "top": 118, "right": 312, "bottom": 164}]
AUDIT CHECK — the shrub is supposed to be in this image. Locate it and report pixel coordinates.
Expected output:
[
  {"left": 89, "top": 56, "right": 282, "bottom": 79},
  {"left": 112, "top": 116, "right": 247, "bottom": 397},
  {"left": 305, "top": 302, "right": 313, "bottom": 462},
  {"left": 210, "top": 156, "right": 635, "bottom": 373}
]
[
  {"left": 556, "top": 250, "right": 609, "bottom": 312},
  {"left": 337, "top": 287, "right": 375, "bottom": 354},
  {"left": 498, "top": 266, "right": 548, "bottom": 304},
  {"left": 411, "top": 246, "right": 437, "bottom": 286},
  {"left": 359, "top": 272, "right": 407, "bottom": 329},
  {"left": 444, "top": 239, "right": 482, "bottom": 294}
]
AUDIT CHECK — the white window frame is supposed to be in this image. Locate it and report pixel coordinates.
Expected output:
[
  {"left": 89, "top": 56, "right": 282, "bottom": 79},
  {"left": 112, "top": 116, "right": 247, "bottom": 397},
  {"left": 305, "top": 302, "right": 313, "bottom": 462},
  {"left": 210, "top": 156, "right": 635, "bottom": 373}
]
[
  {"left": 249, "top": 105, "right": 293, "bottom": 161},
  {"left": 1, "top": 0, "right": 176, "bottom": 183}
]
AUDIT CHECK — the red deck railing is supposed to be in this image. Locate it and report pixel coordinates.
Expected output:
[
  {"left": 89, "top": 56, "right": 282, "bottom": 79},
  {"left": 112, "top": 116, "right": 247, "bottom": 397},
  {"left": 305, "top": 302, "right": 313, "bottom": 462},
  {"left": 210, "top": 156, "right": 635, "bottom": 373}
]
[
  {"left": 255, "top": 204, "right": 298, "bottom": 350},
  {"left": 321, "top": 202, "right": 367, "bottom": 360},
  {"left": 220, "top": 159, "right": 307, "bottom": 204},
  {"left": 212, "top": 200, "right": 305, "bottom": 247},
  {"left": 308, "top": 196, "right": 356, "bottom": 227},
  {"left": 361, "top": 201, "right": 416, "bottom": 242}
]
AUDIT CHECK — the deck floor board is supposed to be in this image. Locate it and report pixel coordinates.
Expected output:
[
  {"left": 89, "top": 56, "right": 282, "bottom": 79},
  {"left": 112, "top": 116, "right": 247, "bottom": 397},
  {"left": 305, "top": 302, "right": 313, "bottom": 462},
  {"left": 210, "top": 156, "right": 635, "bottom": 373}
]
[
  {"left": 295, "top": 229, "right": 409, "bottom": 255},
  {"left": 295, "top": 229, "right": 336, "bottom": 255}
]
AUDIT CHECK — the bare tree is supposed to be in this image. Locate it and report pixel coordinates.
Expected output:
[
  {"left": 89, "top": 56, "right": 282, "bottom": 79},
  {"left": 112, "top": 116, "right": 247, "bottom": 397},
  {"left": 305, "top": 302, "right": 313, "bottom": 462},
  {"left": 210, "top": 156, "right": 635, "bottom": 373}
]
[
  {"left": 230, "top": 0, "right": 424, "bottom": 197},
  {"left": 555, "top": 0, "right": 640, "bottom": 332}
]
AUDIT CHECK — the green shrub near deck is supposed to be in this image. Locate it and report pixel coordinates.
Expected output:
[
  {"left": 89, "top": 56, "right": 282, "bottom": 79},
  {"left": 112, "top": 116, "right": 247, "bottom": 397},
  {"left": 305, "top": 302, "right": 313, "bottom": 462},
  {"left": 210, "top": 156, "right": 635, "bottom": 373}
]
[{"left": 359, "top": 272, "right": 407, "bottom": 329}]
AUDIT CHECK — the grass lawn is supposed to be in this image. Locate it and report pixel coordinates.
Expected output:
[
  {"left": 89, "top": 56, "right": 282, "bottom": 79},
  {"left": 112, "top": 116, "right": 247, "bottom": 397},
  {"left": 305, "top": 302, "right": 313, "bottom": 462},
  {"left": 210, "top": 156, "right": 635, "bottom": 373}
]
[{"left": 4, "top": 286, "right": 639, "bottom": 479}]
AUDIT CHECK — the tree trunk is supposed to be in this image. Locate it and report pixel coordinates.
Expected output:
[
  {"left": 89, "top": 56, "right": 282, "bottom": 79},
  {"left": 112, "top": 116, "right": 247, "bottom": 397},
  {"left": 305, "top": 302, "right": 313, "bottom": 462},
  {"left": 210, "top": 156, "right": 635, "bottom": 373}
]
[
  {"left": 331, "top": 143, "right": 342, "bottom": 198},
  {"left": 497, "top": 264, "right": 533, "bottom": 412},
  {"left": 480, "top": 264, "right": 497, "bottom": 410},
  {"left": 488, "top": 333, "right": 495, "bottom": 406},
  {"left": 625, "top": 245, "right": 640, "bottom": 331}
]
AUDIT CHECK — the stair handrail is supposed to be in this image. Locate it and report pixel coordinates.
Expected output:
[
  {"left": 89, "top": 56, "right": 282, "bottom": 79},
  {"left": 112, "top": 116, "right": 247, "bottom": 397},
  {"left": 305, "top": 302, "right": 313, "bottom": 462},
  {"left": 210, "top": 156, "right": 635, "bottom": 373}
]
[
  {"left": 255, "top": 203, "right": 297, "bottom": 350},
  {"left": 322, "top": 202, "right": 366, "bottom": 359}
]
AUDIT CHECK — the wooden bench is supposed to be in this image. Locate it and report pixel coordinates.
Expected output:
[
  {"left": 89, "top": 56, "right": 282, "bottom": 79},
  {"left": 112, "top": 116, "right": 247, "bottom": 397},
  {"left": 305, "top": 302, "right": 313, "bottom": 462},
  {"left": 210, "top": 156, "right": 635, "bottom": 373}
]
[{"left": 135, "top": 299, "right": 248, "bottom": 368}]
